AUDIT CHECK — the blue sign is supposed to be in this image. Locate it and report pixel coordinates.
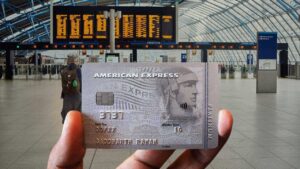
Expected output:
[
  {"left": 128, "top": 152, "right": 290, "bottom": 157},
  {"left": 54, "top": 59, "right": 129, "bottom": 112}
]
[
  {"left": 181, "top": 53, "right": 187, "bottom": 62},
  {"left": 257, "top": 32, "right": 277, "bottom": 59},
  {"left": 247, "top": 54, "right": 253, "bottom": 65}
]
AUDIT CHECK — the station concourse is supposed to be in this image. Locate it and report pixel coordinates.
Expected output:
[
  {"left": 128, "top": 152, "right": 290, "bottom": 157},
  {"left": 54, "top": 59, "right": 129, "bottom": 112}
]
[{"left": 0, "top": 0, "right": 300, "bottom": 169}]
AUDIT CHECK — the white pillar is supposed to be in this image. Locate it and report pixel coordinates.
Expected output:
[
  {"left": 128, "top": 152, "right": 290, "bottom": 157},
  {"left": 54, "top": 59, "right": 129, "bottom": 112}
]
[
  {"left": 50, "top": 0, "right": 54, "bottom": 44},
  {"left": 109, "top": 9, "right": 115, "bottom": 53}
]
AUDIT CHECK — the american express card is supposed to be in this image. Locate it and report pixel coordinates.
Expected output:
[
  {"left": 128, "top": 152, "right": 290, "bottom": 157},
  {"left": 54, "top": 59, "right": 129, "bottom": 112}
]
[{"left": 82, "top": 63, "right": 218, "bottom": 149}]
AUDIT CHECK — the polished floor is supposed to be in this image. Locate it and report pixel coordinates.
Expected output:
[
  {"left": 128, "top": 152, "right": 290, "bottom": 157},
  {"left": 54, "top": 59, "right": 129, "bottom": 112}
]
[{"left": 0, "top": 77, "right": 300, "bottom": 169}]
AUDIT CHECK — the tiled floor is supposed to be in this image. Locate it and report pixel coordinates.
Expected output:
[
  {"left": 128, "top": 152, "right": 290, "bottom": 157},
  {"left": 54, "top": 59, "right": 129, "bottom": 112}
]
[{"left": 0, "top": 78, "right": 300, "bottom": 169}]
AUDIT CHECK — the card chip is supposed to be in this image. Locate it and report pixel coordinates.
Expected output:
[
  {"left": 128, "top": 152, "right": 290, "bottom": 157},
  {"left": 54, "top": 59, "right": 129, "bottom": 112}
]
[{"left": 96, "top": 92, "right": 114, "bottom": 105}]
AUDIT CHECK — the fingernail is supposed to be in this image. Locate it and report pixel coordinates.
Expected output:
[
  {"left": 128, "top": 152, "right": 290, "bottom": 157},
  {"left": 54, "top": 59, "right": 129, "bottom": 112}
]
[{"left": 61, "top": 111, "right": 72, "bottom": 136}]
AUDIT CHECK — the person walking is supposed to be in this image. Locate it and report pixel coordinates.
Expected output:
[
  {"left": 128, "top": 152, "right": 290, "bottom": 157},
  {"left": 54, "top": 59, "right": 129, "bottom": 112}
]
[{"left": 60, "top": 54, "right": 81, "bottom": 123}]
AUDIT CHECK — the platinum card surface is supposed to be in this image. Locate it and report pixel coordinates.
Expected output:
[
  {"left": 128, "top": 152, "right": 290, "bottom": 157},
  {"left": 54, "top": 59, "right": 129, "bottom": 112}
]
[{"left": 82, "top": 63, "right": 219, "bottom": 149}]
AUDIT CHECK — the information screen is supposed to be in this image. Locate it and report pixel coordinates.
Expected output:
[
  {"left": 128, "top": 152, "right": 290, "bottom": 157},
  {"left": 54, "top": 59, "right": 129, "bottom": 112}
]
[
  {"left": 122, "top": 15, "right": 134, "bottom": 38},
  {"left": 56, "top": 14, "right": 68, "bottom": 39},
  {"left": 162, "top": 16, "right": 173, "bottom": 40},
  {"left": 136, "top": 15, "right": 147, "bottom": 39},
  {"left": 83, "top": 14, "right": 94, "bottom": 39},
  {"left": 53, "top": 6, "right": 176, "bottom": 44},
  {"left": 149, "top": 15, "right": 160, "bottom": 39},
  {"left": 105, "top": 53, "right": 120, "bottom": 63},
  {"left": 96, "top": 14, "right": 107, "bottom": 39},
  {"left": 69, "top": 14, "right": 81, "bottom": 39}
]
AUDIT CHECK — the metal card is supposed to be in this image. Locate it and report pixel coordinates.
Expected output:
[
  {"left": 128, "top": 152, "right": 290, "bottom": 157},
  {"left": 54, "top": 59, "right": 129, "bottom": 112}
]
[{"left": 82, "top": 63, "right": 218, "bottom": 149}]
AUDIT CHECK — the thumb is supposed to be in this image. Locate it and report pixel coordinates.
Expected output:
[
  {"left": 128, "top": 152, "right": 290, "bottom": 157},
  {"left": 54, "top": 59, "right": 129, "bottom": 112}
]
[{"left": 48, "top": 111, "right": 85, "bottom": 169}]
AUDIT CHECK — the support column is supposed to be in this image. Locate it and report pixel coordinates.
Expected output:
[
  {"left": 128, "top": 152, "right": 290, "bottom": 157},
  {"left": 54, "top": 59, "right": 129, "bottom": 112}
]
[
  {"left": 279, "top": 50, "right": 288, "bottom": 78},
  {"left": 109, "top": 9, "right": 115, "bottom": 53},
  {"left": 5, "top": 50, "right": 14, "bottom": 80},
  {"left": 201, "top": 49, "right": 208, "bottom": 63},
  {"left": 34, "top": 51, "right": 42, "bottom": 80},
  {"left": 131, "top": 48, "right": 137, "bottom": 62},
  {"left": 186, "top": 50, "right": 191, "bottom": 62}
]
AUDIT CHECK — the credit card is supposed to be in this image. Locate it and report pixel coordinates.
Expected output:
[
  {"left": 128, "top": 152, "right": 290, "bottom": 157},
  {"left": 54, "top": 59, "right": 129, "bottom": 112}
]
[{"left": 82, "top": 63, "right": 218, "bottom": 149}]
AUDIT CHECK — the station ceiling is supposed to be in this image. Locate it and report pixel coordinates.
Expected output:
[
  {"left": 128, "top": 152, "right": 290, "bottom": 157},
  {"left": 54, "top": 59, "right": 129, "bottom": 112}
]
[{"left": 0, "top": 0, "right": 299, "bottom": 62}]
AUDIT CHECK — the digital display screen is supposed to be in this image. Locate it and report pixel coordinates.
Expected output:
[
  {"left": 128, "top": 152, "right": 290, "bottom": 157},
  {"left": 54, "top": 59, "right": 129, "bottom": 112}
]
[
  {"left": 136, "top": 15, "right": 147, "bottom": 38},
  {"left": 96, "top": 14, "right": 107, "bottom": 39},
  {"left": 115, "top": 17, "right": 120, "bottom": 39},
  {"left": 83, "top": 14, "right": 94, "bottom": 39},
  {"left": 69, "top": 14, "right": 81, "bottom": 39},
  {"left": 122, "top": 15, "right": 134, "bottom": 38},
  {"left": 162, "top": 16, "right": 173, "bottom": 39},
  {"left": 53, "top": 6, "right": 176, "bottom": 44},
  {"left": 56, "top": 14, "right": 68, "bottom": 39},
  {"left": 149, "top": 15, "right": 160, "bottom": 39},
  {"left": 105, "top": 53, "right": 120, "bottom": 63}
]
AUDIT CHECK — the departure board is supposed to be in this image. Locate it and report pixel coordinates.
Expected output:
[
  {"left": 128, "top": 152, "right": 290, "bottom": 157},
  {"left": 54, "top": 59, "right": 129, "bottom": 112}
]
[
  {"left": 122, "top": 15, "right": 134, "bottom": 38},
  {"left": 149, "top": 15, "right": 160, "bottom": 39},
  {"left": 162, "top": 16, "right": 173, "bottom": 39},
  {"left": 53, "top": 6, "right": 176, "bottom": 44},
  {"left": 96, "top": 14, "right": 107, "bottom": 39},
  {"left": 69, "top": 14, "right": 81, "bottom": 39},
  {"left": 136, "top": 15, "right": 147, "bottom": 38},
  {"left": 83, "top": 14, "right": 94, "bottom": 39},
  {"left": 115, "top": 17, "right": 120, "bottom": 39},
  {"left": 56, "top": 14, "right": 67, "bottom": 39}
]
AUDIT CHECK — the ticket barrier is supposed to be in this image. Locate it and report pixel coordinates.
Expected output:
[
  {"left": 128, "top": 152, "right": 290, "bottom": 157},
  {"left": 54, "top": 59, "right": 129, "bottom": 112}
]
[
  {"left": 221, "top": 66, "right": 227, "bottom": 79},
  {"left": 241, "top": 65, "right": 248, "bottom": 79},
  {"left": 0, "top": 64, "right": 4, "bottom": 80},
  {"left": 1, "top": 64, "right": 65, "bottom": 80},
  {"left": 296, "top": 62, "right": 300, "bottom": 79},
  {"left": 228, "top": 66, "right": 235, "bottom": 79}
]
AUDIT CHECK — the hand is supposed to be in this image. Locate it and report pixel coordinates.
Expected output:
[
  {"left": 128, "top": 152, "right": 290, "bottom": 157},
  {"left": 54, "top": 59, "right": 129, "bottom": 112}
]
[
  {"left": 48, "top": 110, "right": 233, "bottom": 169},
  {"left": 47, "top": 111, "right": 85, "bottom": 169}
]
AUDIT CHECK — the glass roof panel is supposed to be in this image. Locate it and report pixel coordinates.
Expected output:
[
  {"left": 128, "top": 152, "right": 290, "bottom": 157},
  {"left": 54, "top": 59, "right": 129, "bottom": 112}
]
[{"left": 0, "top": 0, "right": 299, "bottom": 61}]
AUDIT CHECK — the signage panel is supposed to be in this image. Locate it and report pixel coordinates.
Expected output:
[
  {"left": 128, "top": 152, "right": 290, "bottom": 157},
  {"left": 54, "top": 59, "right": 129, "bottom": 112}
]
[{"left": 53, "top": 6, "right": 176, "bottom": 44}]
